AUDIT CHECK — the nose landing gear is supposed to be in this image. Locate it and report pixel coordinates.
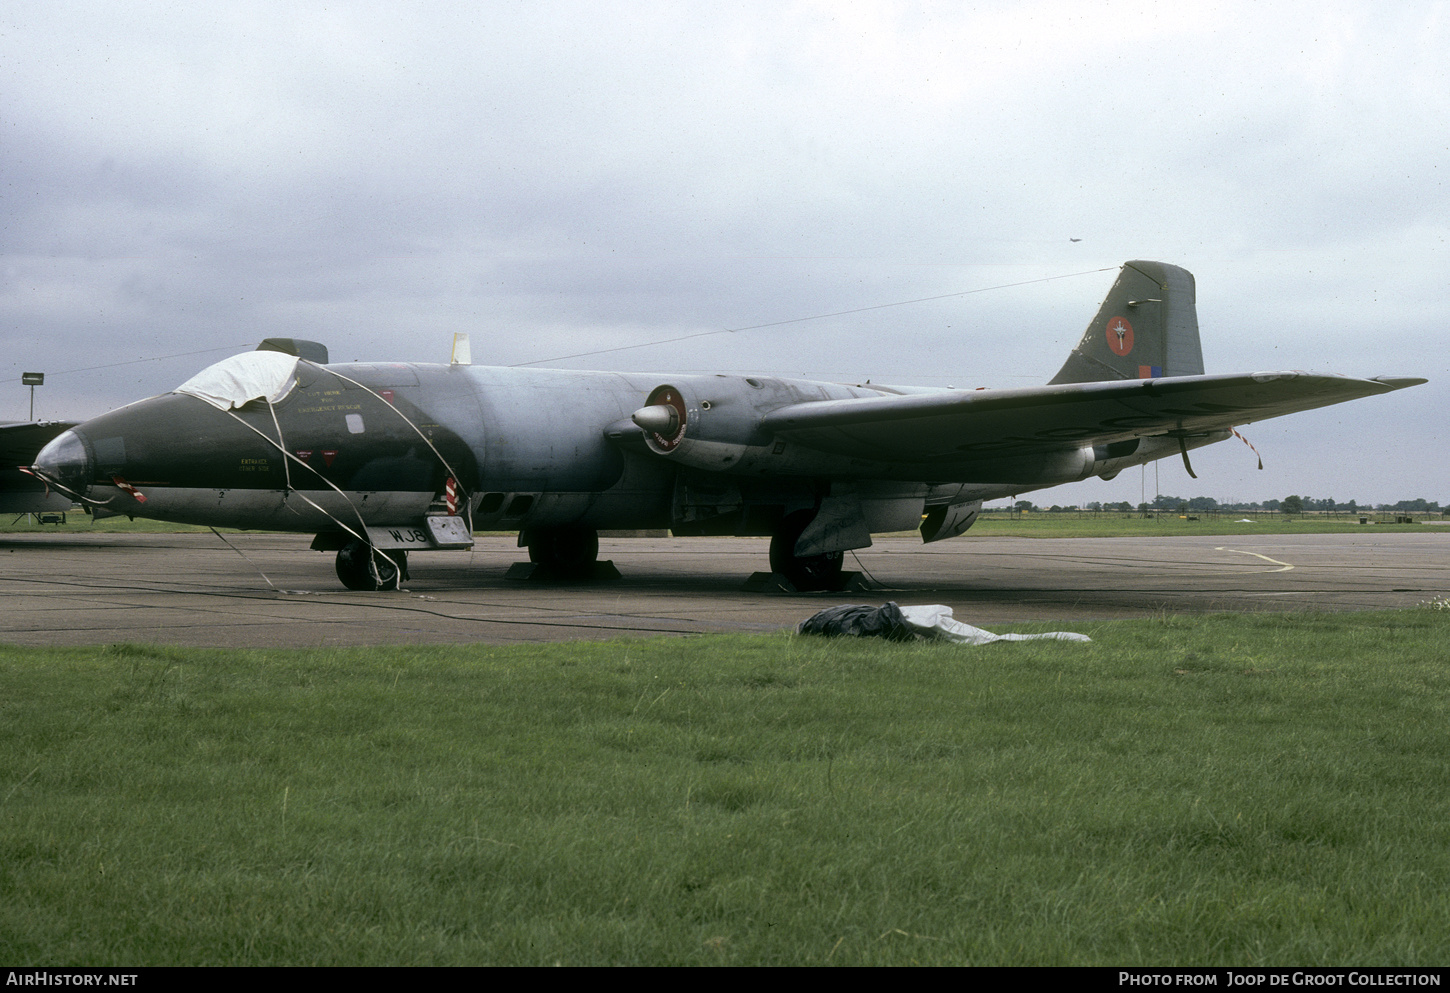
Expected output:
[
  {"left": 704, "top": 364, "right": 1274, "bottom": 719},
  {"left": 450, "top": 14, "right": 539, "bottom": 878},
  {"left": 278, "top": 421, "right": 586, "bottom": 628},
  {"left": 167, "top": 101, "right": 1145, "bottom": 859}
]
[{"left": 335, "top": 539, "right": 408, "bottom": 591}]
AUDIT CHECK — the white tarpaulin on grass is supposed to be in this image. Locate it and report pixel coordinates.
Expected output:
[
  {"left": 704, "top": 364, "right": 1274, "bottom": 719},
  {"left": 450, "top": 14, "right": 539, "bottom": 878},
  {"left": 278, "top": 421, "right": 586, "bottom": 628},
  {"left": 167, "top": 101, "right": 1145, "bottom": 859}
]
[
  {"left": 897, "top": 604, "right": 1091, "bottom": 644},
  {"left": 797, "top": 601, "right": 1090, "bottom": 644}
]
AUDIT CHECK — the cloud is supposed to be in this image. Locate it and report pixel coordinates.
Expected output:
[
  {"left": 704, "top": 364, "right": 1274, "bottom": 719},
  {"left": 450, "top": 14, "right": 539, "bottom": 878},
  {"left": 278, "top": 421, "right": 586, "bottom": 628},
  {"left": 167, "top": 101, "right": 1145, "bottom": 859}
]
[{"left": 0, "top": 0, "right": 1443, "bottom": 501}]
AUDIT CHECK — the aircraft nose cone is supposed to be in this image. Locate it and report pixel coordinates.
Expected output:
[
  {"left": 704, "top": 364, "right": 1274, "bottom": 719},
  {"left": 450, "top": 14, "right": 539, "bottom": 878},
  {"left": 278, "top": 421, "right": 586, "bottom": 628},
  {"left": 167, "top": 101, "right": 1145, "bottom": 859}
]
[{"left": 31, "top": 428, "right": 94, "bottom": 498}]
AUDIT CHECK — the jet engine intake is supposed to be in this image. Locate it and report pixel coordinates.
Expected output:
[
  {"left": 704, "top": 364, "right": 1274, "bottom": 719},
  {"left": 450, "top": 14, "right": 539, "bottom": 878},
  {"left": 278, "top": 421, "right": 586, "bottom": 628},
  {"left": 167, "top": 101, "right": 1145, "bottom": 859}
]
[
  {"left": 631, "top": 404, "right": 679, "bottom": 438},
  {"left": 629, "top": 380, "right": 808, "bottom": 475},
  {"left": 637, "top": 385, "right": 687, "bottom": 454}
]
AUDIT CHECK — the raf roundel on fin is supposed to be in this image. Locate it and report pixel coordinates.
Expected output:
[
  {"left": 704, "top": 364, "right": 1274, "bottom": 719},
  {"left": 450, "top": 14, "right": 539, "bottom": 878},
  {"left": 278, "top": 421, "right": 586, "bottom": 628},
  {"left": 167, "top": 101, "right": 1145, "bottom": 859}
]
[
  {"left": 1049, "top": 261, "right": 1203, "bottom": 384},
  {"left": 1105, "top": 316, "right": 1134, "bottom": 356}
]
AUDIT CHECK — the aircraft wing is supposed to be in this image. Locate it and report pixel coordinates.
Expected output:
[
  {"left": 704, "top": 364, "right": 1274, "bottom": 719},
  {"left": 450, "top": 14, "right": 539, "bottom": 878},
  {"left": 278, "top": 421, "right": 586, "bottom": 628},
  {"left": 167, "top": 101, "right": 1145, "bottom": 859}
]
[
  {"left": 1, "top": 420, "right": 80, "bottom": 513},
  {"left": 758, "top": 373, "right": 1425, "bottom": 462},
  {"left": 1, "top": 421, "right": 79, "bottom": 466}
]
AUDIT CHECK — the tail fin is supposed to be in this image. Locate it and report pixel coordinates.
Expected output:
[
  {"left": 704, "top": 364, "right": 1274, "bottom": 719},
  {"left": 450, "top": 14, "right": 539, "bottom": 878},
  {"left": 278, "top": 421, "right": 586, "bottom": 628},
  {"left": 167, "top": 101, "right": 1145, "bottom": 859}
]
[{"left": 1048, "top": 260, "right": 1204, "bottom": 384}]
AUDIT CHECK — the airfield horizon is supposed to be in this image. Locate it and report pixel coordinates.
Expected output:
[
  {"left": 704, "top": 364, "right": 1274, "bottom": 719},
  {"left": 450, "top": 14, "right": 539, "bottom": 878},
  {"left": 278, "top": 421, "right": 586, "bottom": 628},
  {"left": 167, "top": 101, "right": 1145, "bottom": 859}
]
[{"left": 4, "top": 507, "right": 1448, "bottom": 540}]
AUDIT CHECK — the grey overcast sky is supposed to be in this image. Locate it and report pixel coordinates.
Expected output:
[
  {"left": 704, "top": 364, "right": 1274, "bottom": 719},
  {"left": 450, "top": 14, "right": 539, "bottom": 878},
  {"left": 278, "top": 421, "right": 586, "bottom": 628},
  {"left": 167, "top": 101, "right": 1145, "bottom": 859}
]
[{"left": 2, "top": 1, "right": 1445, "bottom": 507}]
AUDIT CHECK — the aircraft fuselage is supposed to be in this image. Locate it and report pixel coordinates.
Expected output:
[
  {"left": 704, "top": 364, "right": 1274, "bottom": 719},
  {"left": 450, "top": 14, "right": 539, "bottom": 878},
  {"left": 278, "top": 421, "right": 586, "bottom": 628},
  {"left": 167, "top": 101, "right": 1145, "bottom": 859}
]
[{"left": 36, "top": 362, "right": 1025, "bottom": 542}]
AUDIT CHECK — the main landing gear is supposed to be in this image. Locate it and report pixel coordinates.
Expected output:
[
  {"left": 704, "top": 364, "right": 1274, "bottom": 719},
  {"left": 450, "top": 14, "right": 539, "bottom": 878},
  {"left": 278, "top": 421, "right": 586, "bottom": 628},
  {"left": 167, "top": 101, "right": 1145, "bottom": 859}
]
[
  {"left": 335, "top": 538, "right": 408, "bottom": 591},
  {"left": 522, "top": 524, "right": 601, "bottom": 579},
  {"left": 769, "top": 510, "right": 845, "bottom": 592}
]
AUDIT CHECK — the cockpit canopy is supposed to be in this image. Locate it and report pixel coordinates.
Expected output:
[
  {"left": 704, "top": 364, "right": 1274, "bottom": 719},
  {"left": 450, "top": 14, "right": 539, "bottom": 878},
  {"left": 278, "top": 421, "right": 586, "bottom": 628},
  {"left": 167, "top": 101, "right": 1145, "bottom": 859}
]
[{"left": 174, "top": 351, "right": 300, "bottom": 410}]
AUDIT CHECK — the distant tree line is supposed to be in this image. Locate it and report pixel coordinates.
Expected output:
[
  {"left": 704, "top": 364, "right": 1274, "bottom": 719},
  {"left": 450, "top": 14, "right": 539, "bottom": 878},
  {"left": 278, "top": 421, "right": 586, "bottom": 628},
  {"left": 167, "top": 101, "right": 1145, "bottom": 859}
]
[{"left": 1009, "top": 495, "right": 1444, "bottom": 514}]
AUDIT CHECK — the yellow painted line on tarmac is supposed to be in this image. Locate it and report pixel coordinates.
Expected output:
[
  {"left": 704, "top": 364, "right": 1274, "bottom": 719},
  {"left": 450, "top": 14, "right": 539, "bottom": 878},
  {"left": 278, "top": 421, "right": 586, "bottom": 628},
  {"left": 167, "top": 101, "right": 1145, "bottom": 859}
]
[{"left": 1214, "top": 547, "right": 1295, "bottom": 572}]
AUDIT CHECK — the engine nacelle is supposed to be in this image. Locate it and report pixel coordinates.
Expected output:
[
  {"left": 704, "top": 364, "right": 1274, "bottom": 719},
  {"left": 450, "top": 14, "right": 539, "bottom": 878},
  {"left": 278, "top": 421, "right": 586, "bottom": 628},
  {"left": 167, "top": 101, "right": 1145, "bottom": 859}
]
[{"left": 632, "top": 382, "right": 761, "bottom": 472}]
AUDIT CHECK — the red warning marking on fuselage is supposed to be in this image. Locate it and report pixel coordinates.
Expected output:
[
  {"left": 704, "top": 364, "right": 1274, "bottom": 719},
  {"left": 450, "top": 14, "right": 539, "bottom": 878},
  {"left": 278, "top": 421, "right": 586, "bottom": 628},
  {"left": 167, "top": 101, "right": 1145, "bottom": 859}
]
[
  {"left": 295, "top": 450, "right": 313, "bottom": 462},
  {"left": 322, "top": 450, "right": 338, "bottom": 467},
  {"left": 112, "top": 475, "right": 147, "bottom": 504},
  {"left": 1106, "top": 316, "right": 1134, "bottom": 356},
  {"left": 379, "top": 390, "right": 395, "bottom": 405}
]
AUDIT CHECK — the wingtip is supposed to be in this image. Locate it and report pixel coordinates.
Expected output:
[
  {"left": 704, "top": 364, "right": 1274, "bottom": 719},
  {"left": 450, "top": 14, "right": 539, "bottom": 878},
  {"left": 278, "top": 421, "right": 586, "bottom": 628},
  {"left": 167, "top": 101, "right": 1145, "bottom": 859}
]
[{"left": 1370, "top": 376, "right": 1429, "bottom": 390}]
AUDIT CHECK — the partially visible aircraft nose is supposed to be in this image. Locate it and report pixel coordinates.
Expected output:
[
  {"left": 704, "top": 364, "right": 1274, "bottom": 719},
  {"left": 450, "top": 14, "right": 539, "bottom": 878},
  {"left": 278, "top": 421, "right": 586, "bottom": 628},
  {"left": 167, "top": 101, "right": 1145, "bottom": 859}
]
[{"left": 31, "top": 428, "right": 94, "bottom": 499}]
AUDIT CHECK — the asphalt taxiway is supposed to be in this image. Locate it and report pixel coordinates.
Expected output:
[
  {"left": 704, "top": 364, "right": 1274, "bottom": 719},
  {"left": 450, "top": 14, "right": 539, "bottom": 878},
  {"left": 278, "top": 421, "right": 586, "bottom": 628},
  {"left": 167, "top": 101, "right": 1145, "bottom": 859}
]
[{"left": 2, "top": 530, "right": 1446, "bottom": 648}]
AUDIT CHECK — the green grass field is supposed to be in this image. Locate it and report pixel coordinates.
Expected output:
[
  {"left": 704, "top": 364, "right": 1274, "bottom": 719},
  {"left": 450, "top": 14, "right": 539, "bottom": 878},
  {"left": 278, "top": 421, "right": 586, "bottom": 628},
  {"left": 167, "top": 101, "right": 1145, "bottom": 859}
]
[{"left": 4, "top": 609, "right": 1450, "bottom": 965}]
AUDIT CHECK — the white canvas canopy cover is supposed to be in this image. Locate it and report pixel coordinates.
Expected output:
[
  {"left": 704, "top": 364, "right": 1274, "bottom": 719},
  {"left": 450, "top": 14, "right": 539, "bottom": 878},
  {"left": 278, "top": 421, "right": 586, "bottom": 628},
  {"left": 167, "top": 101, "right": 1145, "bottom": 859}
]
[{"left": 175, "top": 351, "right": 300, "bottom": 410}]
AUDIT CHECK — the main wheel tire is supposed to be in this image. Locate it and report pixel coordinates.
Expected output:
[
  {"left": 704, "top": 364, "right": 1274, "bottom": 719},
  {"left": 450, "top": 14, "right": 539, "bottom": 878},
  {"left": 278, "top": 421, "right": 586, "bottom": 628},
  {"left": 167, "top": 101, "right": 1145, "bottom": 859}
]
[
  {"left": 769, "top": 510, "right": 844, "bottom": 592},
  {"left": 335, "top": 540, "right": 406, "bottom": 591},
  {"left": 525, "top": 524, "right": 600, "bottom": 576}
]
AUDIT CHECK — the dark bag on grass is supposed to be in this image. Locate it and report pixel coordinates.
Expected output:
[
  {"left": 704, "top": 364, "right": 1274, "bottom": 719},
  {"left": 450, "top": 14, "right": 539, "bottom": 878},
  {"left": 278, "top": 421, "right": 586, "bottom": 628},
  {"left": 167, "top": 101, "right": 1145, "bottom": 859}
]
[{"left": 796, "top": 602, "right": 916, "bottom": 641}]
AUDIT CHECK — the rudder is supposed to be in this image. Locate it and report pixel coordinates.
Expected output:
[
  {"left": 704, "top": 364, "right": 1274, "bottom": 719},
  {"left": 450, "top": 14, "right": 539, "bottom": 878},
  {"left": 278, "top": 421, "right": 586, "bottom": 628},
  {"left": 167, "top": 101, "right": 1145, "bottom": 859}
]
[{"left": 1048, "top": 261, "right": 1203, "bottom": 384}]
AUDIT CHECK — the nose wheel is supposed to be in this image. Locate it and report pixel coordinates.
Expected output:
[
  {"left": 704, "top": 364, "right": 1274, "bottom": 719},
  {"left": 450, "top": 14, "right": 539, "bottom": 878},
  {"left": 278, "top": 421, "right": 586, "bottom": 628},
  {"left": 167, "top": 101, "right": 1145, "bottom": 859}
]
[{"left": 335, "top": 539, "right": 407, "bottom": 591}]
